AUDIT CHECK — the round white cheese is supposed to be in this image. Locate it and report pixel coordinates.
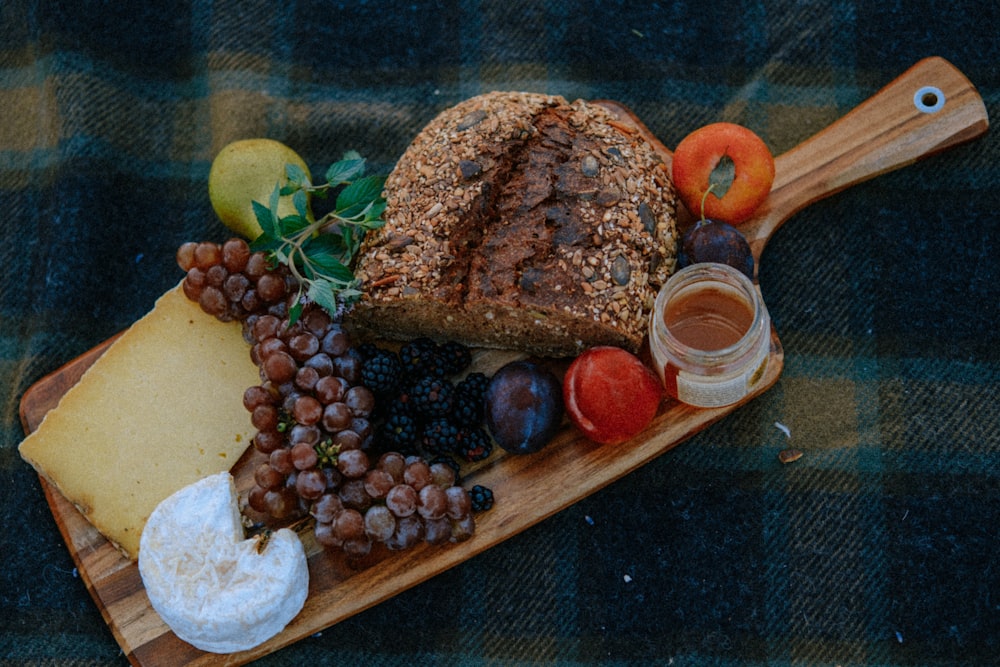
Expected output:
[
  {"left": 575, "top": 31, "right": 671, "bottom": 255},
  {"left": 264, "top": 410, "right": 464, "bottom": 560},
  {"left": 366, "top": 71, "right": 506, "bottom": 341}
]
[{"left": 138, "top": 472, "right": 309, "bottom": 654}]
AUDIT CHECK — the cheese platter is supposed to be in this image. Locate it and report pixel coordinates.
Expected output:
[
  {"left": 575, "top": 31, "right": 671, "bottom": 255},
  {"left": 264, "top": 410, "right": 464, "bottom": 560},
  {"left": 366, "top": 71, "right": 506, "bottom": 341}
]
[{"left": 19, "top": 57, "right": 988, "bottom": 665}]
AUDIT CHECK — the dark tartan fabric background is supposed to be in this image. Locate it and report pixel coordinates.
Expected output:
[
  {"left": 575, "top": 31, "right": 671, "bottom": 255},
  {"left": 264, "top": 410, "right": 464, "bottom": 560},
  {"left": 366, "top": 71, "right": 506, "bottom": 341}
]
[{"left": 2, "top": 0, "right": 998, "bottom": 665}]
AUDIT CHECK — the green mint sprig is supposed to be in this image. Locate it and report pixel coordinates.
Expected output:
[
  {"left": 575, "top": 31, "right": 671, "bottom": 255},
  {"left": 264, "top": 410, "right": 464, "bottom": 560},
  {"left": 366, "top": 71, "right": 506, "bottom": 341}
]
[{"left": 250, "top": 151, "right": 386, "bottom": 325}]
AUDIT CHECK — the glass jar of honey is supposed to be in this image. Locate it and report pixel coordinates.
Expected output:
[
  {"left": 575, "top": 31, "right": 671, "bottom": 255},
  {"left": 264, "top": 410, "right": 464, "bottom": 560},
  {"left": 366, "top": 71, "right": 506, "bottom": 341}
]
[{"left": 648, "top": 263, "right": 771, "bottom": 408}]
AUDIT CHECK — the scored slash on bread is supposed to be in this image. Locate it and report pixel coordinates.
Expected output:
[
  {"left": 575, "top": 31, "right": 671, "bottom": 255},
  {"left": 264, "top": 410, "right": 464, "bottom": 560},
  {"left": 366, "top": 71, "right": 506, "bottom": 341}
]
[{"left": 345, "top": 91, "right": 680, "bottom": 357}]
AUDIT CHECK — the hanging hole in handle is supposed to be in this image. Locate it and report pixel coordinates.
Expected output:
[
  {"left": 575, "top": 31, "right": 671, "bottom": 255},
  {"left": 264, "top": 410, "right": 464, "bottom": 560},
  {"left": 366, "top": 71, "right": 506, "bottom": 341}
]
[{"left": 914, "top": 86, "right": 945, "bottom": 113}]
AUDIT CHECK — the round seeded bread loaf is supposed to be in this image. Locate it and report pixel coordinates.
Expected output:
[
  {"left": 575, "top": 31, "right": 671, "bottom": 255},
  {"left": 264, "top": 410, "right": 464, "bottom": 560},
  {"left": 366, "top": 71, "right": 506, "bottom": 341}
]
[{"left": 345, "top": 91, "right": 678, "bottom": 357}]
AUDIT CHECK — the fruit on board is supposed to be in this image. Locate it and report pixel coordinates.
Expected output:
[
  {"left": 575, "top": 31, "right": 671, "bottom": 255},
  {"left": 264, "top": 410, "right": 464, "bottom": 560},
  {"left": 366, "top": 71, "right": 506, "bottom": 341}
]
[
  {"left": 485, "top": 360, "right": 564, "bottom": 455},
  {"left": 138, "top": 472, "right": 308, "bottom": 654},
  {"left": 671, "top": 122, "right": 775, "bottom": 224},
  {"left": 208, "top": 138, "right": 313, "bottom": 240},
  {"left": 563, "top": 346, "right": 663, "bottom": 445},
  {"left": 678, "top": 218, "right": 755, "bottom": 279}
]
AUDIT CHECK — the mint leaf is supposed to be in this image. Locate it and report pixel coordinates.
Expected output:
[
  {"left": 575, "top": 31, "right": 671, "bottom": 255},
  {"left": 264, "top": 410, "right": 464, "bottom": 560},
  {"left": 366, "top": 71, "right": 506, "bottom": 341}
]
[
  {"left": 293, "top": 189, "right": 310, "bottom": 218},
  {"left": 257, "top": 151, "right": 386, "bottom": 321},
  {"left": 326, "top": 156, "right": 366, "bottom": 186},
  {"left": 285, "top": 163, "right": 309, "bottom": 188},
  {"left": 252, "top": 200, "right": 280, "bottom": 238},
  {"left": 336, "top": 174, "right": 386, "bottom": 215},
  {"left": 307, "top": 279, "right": 342, "bottom": 313}
]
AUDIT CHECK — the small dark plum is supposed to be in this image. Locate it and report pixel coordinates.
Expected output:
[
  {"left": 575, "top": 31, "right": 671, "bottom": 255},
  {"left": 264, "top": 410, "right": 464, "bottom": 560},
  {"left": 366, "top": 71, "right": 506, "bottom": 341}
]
[
  {"left": 678, "top": 219, "right": 754, "bottom": 279},
  {"left": 485, "top": 361, "right": 563, "bottom": 455}
]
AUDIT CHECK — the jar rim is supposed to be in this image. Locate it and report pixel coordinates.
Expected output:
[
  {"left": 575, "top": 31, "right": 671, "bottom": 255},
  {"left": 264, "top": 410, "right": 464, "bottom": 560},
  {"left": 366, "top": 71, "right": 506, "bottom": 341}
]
[{"left": 652, "top": 262, "right": 766, "bottom": 362}]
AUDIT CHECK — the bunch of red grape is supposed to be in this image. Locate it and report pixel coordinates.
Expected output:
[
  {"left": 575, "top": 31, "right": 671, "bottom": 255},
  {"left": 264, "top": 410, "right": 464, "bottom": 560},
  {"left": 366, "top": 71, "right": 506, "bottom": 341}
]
[{"left": 177, "top": 239, "right": 480, "bottom": 558}]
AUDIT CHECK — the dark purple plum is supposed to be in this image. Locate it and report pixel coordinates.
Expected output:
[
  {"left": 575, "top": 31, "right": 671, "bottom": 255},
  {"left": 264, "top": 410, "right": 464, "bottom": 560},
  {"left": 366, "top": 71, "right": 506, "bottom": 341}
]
[
  {"left": 678, "top": 219, "right": 754, "bottom": 279},
  {"left": 485, "top": 361, "right": 563, "bottom": 455}
]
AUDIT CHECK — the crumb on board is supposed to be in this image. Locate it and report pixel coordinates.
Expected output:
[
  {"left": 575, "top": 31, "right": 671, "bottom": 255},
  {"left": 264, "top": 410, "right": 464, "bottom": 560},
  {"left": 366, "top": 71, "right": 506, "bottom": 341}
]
[{"left": 778, "top": 448, "right": 803, "bottom": 464}]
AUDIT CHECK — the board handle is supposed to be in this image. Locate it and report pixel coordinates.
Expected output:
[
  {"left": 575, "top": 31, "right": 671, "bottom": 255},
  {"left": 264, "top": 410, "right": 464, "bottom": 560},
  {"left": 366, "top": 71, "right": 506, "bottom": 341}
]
[{"left": 744, "top": 56, "right": 990, "bottom": 256}]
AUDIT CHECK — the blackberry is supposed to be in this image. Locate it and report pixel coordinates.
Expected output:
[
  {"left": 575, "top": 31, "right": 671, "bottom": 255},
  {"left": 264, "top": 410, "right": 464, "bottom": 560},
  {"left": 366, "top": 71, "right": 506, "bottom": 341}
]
[
  {"left": 378, "top": 411, "right": 420, "bottom": 455},
  {"left": 399, "top": 337, "right": 446, "bottom": 378},
  {"left": 356, "top": 342, "right": 382, "bottom": 361},
  {"left": 456, "top": 426, "right": 493, "bottom": 462},
  {"left": 421, "top": 417, "right": 462, "bottom": 456},
  {"left": 361, "top": 349, "right": 402, "bottom": 395},
  {"left": 439, "top": 340, "right": 472, "bottom": 375},
  {"left": 469, "top": 484, "right": 494, "bottom": 512},
  {"left": 458, "top": 371, "right": 490, "bottom": 398},
  {"left": 408, "top": 375, "right": 454, "bottom": 418},
  {"left": 452, "top": 372, "right": 489, "bottom": 426}
]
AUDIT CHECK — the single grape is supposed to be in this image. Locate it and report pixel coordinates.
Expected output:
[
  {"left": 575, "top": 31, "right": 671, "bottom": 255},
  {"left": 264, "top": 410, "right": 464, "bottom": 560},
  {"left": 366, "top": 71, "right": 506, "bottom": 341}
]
[
  {"left": 253, "top": 429, "right": 284, "bottom": 454},
  {"left": 385, "top": 515, "right": 424, "bottom": 551},
  {"left": 337, "top": 448, "right": 369, "bottom": 479},
  {"left": 295, "top": 468, "right": 327, "bottom": 500},
  {"left": 254, "top": 462, "right": 285, "bottom": 490},
  {"left": 321, "top": 327, "right": 351, "bottom": 356},
  {"left": 333, "top": 429, "right": 363, "bottom": 451},
  {"left": 310, "top": 493, "right": 344, "bottom": 524},
  {"left": 263, "top": 487, "right": 298, "bottom": 519},
  {"left": 314, "top": 521, "right": 341, "bottom": 549},
  {"left": 403, "top": 459, "right": 433, "bottom": 491},
  {"left": 223, "top": 272, "right": 250, "bottom": 303},
  {"left": 288, "top": 332, "right": 319, "bottom": 361},
  {"left": 290, "top": 441, "right": 318, "bottom": 470},
  {"left": 243, "top": 385, "right": 275, "bottom": 411},
  {"left": 377, "top": 452, "right": 407, "bottom": 483},
  {"left": 363, "top": 468, "right": 395, "bottom": 500},
  {"left": 292, "top": 395, "right": 323, "bottom": 426},
  {"left": 244, "top": 252, "right": 270, "bottom": 280},
  {"left": 333, "top": 349, "right": 364, "bottom": 384},
  {"left": 256, "top": 272, "right": 287, "bottom": 303},
  {"left": 263, "top": 350, "right": 298, "bottom": 384},
  {"left": 338, "top": 479, "right": 372, "bottom": 511},
  {"left": 429, "top": 461, "right": 457, "bottom": 489},
  {"left": 423, "top": 517, "right": 452, "bottom": 545},
  {"left": 252, "top": 315, "right": 282, "bottom": 343},
  {"left": 449, "top": 514, "right": 475, "bottom": 542},
  {"left": 251, "top": 404, "right": 279, "bottom": 431},
  {"left": 247, "top": 485, "right": 269, "bottom": 513},
  {"left": 294, "top": 365, "right": 320, "bottom": 391},
  {"left": 417, "top": 484, "right": 448, "bottom": 521},
  {"left": 176, "top": 242, "right": 198, "bottom": 271},
  {"left": 221, "top": 237, "right": 251, "bottom": 273},
  {"left": 269, "top": 448, "right": 295, "bottom": 475},
  {"left": 322, "top": 401, "right": 352, "bottom": 432},
  {"left": 333, "top": 508, "right": 366, "bottom": 542},
  {"left": 315, "top": 376, "right": 349, "bottom": 404},
  {"left": 205, "top": 264, "right": 228, "bottom": 288},
  {"left": 193, "top": 242, "right": 222, "bottom": 270},
  {"left": 302, "top": 308, "right": 333, "bottom": 337},
  {"left": 445, "top": 485, "right": 472, "bottom": 519},
  {"left": 288, "top": 423, "right": 321, "bottom": 447},
  {"left": 304, "top": 352, "right": 334, "bottom": 378},
  {"left": 386, "top": 484, "right": 418, "bottom": 517},
  {"left": 363, "top": 504, "right": 396, "bottom": 542},
  {"left": 344, "top": 385, "right": 375, "bottom": 417},
  {"left": 198, "top": 286, "right": 228, "bottom": 318}
]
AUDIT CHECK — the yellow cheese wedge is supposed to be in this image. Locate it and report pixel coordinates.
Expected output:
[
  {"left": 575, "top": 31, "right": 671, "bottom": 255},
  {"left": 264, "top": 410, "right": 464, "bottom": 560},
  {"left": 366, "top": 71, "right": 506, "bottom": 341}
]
[{"left": 19, "top": 283, "right": 260, "bottom": 560}]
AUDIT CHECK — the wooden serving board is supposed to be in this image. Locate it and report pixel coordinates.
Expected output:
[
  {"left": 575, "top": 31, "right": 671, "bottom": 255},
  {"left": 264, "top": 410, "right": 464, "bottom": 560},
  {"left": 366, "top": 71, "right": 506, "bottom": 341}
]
[{"left": 19, "top": 57, "right": 987, "bottom": 666}]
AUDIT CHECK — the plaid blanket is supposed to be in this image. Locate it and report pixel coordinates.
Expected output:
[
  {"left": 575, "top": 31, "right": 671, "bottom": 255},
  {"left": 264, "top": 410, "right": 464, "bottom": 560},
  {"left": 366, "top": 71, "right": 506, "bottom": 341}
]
[{"left": 2, "top": 0, "right": 998, "bottom": 664}]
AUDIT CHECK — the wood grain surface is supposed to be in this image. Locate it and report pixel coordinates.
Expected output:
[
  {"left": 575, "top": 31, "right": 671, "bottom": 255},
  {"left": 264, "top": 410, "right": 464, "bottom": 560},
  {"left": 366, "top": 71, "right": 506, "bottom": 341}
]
[{"left": 19, "top": 57, "right": 988, "bottom": 666}]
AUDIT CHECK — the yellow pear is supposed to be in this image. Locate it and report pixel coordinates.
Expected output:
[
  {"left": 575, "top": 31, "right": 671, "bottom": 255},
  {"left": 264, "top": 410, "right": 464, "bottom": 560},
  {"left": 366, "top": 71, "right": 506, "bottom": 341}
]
[{"left": 208, "top": 138, "right": 313, "bottom": 240}]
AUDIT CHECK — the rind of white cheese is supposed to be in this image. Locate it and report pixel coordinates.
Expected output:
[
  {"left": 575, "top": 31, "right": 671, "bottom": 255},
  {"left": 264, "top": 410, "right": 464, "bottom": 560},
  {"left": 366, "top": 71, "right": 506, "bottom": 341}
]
[
  {"left": 18, "top": 283, "right": 260, "bottom": 559},
  {"left": 139, "top": 472, "right": 309, "bottom": 654}
]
